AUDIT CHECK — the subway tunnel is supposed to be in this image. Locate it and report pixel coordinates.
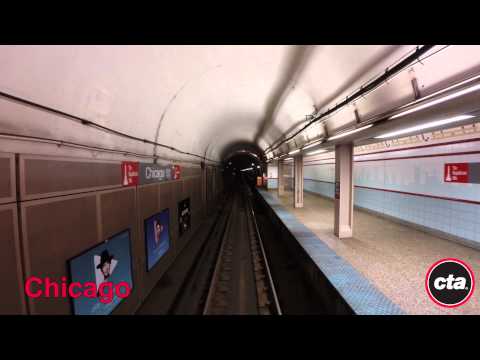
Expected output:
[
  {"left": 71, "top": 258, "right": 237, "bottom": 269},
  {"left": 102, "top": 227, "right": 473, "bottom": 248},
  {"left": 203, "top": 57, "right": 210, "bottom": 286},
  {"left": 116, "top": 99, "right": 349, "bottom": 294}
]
[{"left": 1, "top": 45, "right": 480, "bottom": 315}]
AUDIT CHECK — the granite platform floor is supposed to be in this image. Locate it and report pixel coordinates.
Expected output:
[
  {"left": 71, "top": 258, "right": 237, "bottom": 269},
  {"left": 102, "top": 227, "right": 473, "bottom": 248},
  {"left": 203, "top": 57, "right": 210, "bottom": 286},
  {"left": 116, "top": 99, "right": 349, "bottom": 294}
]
[{"left": 269, "top": 190, "right": 480, "bottom": 315}]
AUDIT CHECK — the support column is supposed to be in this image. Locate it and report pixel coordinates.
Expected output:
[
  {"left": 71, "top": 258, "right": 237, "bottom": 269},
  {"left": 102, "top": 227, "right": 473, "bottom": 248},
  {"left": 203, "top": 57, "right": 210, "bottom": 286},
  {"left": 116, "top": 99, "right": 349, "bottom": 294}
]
[
  {"left": 294, "top": 154, "right": 304, "bottom": 208},
  {"left": 277, "top": 160, "right": 285, "bottom": 196},
  {"left": 267, "top": 161, "right": 278, "bottom": 190},
  {"left": 334, "top": 143, "right": 354, "bottom": 238}
]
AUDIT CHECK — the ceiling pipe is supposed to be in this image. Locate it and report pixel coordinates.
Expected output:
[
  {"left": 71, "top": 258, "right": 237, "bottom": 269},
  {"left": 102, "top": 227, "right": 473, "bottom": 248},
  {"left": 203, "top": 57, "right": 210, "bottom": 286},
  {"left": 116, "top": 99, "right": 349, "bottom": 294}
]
[
  {"left": 0, "top": 89, "right": 219, "bottom": 163},
  {"left": 264, "top": 45, "right": 436, "bottom": 153}
]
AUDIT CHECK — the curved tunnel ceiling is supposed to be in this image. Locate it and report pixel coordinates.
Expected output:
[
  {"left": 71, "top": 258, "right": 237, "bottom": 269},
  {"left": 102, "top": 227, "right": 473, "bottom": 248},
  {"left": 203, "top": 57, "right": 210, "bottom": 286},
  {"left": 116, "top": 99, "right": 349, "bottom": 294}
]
[{"left": 1, "top": 45, "right": 479, "bottom": 163}]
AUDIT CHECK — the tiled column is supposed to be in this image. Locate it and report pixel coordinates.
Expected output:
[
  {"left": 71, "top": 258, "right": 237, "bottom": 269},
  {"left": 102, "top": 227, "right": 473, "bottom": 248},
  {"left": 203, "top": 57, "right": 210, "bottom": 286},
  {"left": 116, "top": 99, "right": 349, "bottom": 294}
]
[
  {"left": 334, "top": 143, "right": 354, "bottom": 238},
  {"left": 278, "top": 160, "right": 285, "bottom": 196},
  {"left": 294, "top": 154, "right": 304, "bottom": 208}
]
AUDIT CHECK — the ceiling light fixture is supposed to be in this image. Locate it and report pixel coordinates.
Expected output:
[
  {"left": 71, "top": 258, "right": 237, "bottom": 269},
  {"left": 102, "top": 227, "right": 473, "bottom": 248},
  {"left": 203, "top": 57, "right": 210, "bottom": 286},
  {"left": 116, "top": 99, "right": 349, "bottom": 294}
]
[
  {"left": 375, "top": 114, "right": 475, "bottom": 139},
  {"left": 302, "top": 140, "right": 323, "bottom": 150},
  {"left": 289, "top": 149, "right": 300, "bottom": 155},
  {"left": 327, "top": 124, "right": 373, "bottom": 141},
  {"left": 306, "top": 149, "right": 328, "bottom": 156},
  {"left": 389, "top": 83, "right": 480, "bottom": 120}
]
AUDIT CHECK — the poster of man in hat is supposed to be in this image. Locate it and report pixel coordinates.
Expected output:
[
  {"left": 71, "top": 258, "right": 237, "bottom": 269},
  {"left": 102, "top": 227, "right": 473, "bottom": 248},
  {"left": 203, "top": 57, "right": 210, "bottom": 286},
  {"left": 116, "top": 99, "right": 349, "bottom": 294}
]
[
  {"left": 153, "top": 220, "right": 164, "bottom": 248},
  {"left": 145, "top": 209, "right": 170, "bottom": 271},
  {"left": 94, "top": 249, "right": 118, "bottom": 291}
]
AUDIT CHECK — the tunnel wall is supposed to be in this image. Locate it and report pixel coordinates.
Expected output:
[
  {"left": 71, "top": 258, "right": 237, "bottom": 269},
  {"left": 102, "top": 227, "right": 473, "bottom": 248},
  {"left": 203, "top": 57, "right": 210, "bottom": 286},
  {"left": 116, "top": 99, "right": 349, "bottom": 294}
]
[
  {"left": 304, "top": 139, "right": 480, "bottom": 247},
  {"left": 1, "top": 150, "right": 219, "bottom": 314},
  {"left": 206, "top": 165, "right": 222, "bottom": 213}
]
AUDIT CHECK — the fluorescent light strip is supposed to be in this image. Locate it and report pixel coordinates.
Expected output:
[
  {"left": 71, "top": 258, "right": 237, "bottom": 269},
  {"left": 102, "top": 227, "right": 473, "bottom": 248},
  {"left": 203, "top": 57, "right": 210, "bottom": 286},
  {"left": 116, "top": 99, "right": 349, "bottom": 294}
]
[
  {"left": 306, "top": 149, "right": 328, "bottom": 156},
  {"left": 289, "top": 149, "right": 300, "bottom": 155},
  {"left": 240, "top": 167, "right": 254, "bottom": 172},
  {"left": 421, "top": 74, "right": 480, "bottom": 102},
  {"left": 284, "top": 157, "right": 293, "bottom": 160},
  {"left": 390, "top": 83, "right": 480, "bottom": 120},
  {"left": 327, "top": 124, "right": 373, "bottom": 141},
  {"left": 374, "top": 114, "right": 474, "bottom": 139},
  {"left": 302, "top": 140, "right": 323, "bottom": 150}
]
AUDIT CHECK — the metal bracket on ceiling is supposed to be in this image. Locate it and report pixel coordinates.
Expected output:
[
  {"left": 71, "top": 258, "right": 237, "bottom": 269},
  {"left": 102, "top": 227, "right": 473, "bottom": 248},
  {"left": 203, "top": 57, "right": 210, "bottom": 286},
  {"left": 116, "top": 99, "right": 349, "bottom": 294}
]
[
  {"left": 416, "top": 47, "right": 425, "bottom": 66},
  {"left": 353, "top": 104, "right": 361, "bottom": 124},
  {"left": 322, "top": 122, "right": 329, "bottom": 138},
  {"left": 409, "top": 68, "right": 421, "bottom": 100}
]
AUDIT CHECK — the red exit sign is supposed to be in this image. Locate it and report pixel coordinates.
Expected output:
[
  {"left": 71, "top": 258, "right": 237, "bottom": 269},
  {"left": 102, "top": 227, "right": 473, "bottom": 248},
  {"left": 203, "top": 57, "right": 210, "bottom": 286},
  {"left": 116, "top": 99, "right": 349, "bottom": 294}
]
[
  {"left": 121, "top": 161, "right": 139, "bottom": 186},
  {"left": 444, "top": 163, "right": 469, "bottom": 183}
]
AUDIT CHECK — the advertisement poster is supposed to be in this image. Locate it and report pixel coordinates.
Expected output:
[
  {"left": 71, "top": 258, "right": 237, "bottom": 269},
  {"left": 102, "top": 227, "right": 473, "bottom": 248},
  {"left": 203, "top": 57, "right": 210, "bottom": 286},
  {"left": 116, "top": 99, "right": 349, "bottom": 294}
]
[
  {"left": 178, "top": 198, "right": 191, "bottom": 237},
  {"left": 144, "top": 209, "right": 171, "bottom": 271},
  {"left": 68, "top": 230, "right": 134, "bottom": 315}
]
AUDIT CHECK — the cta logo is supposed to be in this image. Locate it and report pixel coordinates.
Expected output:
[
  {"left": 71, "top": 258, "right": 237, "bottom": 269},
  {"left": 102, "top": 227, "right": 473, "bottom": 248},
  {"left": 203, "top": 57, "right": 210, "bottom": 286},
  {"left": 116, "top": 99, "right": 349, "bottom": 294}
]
[{"left": 425, "top": 258, "right": 475, "bottom": 308}]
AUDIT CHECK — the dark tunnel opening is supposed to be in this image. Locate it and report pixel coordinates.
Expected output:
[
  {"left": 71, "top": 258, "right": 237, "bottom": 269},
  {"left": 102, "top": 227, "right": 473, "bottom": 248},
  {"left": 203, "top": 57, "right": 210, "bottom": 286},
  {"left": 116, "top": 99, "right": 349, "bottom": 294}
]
[{"left": 222, "top": 153, "right": 265, "bottom": 191}]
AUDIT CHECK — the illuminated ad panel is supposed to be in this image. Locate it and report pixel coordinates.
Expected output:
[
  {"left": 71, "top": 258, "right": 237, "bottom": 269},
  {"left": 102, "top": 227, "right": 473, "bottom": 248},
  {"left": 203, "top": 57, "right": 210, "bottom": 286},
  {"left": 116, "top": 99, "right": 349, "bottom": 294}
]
[
  {"left": 144, "top": 209, "right": 171, "bottom": 271},
  {"left": 68, "top": 230, "right": 134, "bottom": 315},
  {"left": 178, "top": 198, "right": 191, "bottom": 237}
]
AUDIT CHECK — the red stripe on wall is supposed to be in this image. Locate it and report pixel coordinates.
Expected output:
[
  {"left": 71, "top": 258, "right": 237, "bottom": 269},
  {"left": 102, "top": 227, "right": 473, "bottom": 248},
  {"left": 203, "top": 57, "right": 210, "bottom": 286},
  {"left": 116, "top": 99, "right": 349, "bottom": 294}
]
[
  {"left": 354, "top": 150, "right": 480, "bottom": 163},
  {"left": 304, "top": 178, "right": 334, "bottom": 184},
  {"left": 303, "top": 150, "right": 480, "bottom": 165},
  {"left": 304, "top": 157, "right": 335, "bottom": 163},
  {"left": 354, "top": 137, "right": 480, "bottom": 157},
  {"left": 303, "top": 179, "right": 480, "bottom": 205},
  {"left": 304, "top": 162, "right": 336, "bottom": 166},
  {"left": 301, "top": 138, "right": 480, "bottom": 165},
  {"left": 354, "top": 185, "right": 480, "bottom": 205}
]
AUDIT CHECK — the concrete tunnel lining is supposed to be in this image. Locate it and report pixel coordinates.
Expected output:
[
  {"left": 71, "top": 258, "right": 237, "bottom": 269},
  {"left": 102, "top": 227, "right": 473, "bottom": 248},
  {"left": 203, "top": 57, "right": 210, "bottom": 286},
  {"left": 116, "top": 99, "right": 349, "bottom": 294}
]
[{"left": 3, "top": 45, "right": 472, "bottom": 163}]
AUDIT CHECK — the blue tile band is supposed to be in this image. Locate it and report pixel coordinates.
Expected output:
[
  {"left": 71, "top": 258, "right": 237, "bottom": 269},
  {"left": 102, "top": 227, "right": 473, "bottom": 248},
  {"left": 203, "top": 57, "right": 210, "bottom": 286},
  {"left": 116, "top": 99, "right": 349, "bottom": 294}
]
[{"left": 258, "top": 189, "right": 405, "bottom": 315}]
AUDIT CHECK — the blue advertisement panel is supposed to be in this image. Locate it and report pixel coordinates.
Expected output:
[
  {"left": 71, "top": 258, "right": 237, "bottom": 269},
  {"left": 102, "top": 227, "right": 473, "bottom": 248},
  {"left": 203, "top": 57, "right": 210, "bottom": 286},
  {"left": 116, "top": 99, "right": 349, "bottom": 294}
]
[
  {"left": 144, "top": 208, "right": 171, "bottom": 271},
  {"left": 68, "top": 230, "right": 134, "bottom": 315}
]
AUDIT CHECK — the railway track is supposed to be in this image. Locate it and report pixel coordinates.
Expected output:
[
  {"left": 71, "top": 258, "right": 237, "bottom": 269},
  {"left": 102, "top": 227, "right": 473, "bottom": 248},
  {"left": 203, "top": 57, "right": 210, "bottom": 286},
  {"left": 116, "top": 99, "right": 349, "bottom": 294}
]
[{"left": 203, "top": 185, "right": 281, "bottom": 315}]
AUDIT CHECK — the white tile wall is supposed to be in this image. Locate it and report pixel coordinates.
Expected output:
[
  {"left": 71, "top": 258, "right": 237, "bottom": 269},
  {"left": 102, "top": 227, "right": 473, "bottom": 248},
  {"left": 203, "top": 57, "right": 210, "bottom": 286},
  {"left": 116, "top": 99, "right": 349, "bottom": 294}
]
[{"left": 303, "top": 141, "right": 480, "bottom": 244}]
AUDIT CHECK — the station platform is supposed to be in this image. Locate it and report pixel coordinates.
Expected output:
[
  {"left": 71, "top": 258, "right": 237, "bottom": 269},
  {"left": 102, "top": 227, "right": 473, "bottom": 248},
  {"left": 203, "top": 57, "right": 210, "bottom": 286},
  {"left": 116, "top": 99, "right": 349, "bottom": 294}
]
[{"left": 258, "top": 189, "right": 480, "bottom": 315}]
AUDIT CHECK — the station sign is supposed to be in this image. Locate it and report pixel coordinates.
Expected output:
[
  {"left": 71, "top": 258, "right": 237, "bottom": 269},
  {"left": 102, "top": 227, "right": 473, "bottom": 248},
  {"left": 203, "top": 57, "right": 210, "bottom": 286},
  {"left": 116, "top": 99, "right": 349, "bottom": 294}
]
[
  {"left": 444, "top": 163, "right": 480, "bottom": 184},
  {"left": 172, "top": 165, "right": 181, "bottom": 180},
  {"left": 139, "top": 163, "right": 174, "bottom": 185},
  {"left": 121, "top": 162, "right": 139, "bottom": 187},
  {"left": 122, "top": 162, "right": 181, "bottom": 186}
]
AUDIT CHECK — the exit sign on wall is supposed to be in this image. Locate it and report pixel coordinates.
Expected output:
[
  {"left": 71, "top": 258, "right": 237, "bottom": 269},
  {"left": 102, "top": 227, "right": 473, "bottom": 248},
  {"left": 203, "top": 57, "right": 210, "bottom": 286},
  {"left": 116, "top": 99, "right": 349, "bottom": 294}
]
[{"left": 444, "top": 163, "right": 480, "bottom": 184}]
